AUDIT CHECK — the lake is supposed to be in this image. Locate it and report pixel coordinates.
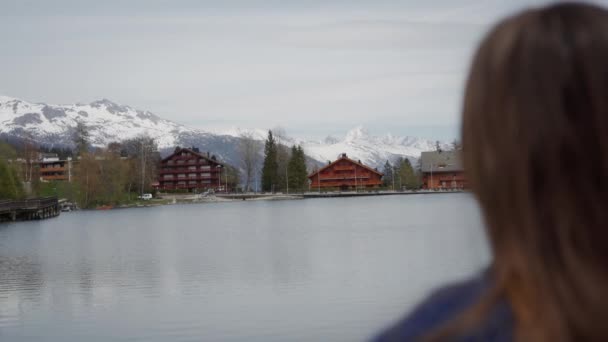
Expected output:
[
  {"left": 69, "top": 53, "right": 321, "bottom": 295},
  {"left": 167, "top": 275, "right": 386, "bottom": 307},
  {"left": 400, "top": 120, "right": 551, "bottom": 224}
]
[{"left": 0, "top": 193, "right": 489, "bottom": 341}]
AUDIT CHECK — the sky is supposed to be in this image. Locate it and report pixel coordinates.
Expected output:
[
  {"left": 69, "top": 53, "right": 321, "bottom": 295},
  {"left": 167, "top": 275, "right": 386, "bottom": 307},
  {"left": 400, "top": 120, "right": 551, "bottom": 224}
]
[{"left": 2, "top": 0, "right": 605, "bottom": 141}]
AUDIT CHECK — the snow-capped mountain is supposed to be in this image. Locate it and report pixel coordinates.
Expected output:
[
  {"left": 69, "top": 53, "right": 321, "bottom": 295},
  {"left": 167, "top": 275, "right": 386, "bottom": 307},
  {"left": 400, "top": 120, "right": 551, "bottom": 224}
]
[
  {"left": 300, "top": 126, "right": 446, "bottom": 168},
  {"left": 0, "top": 95, "right": 187, "bottom": 147},
  {"left": 0, "top": 95, "right": 446, "bottom": 169},
  {"left": 0, "top": 95, "right": 246, "bottom": 166},
  {"left": 221, "top": 126, "right": 447, "bottom": 168}
]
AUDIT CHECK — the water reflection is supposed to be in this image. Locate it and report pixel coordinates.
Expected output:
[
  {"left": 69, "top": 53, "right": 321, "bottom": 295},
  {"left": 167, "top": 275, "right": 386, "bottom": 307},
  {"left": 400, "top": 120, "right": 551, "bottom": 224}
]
[{"left": 0, "top": 194, "right": 488, "bottom": 341}]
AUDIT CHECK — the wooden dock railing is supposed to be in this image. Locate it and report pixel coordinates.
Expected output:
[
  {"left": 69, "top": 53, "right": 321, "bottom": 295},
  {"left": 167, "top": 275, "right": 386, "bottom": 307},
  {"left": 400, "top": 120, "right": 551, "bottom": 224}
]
[{"left": 0, "top": 197, "right": 60, "bottom": 222}]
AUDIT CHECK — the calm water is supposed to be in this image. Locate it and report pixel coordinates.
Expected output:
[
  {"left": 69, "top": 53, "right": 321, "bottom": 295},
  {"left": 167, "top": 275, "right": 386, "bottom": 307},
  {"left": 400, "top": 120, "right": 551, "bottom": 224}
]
[{"left": 0, "top": 194, "right": 489, "bottom": 341}]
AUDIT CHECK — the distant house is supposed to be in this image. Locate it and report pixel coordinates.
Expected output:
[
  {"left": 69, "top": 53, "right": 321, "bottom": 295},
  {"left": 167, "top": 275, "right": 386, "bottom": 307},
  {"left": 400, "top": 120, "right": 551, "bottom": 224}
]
[
  {"left": 158, "top": 147, "right": 225, "bottom": 192},
  {"left": 420, "top": 150, "right": 466, "bottom": 190},
  {"left": 308, "top": 153, "right": 383, "bottom": 191},
  {"left": 39, "top": 156, "right": 72, "bottom": 182}
]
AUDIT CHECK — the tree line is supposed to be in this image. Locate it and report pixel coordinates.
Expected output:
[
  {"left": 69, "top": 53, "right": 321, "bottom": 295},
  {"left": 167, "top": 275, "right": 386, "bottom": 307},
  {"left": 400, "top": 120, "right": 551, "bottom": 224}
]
[
  {"left": 0, "top": 141, "right": 25, "bottom": 200},
  {"left": 0, "top": 124, "right": 160, "bottom": 207},
  {"left": 382, "top": 157, "right": 422, "bottom": 190},
  {"left": 0, "top": 122, "right": 243, "bottom": 207},
  {"left": 260, "top": 130, "right": 309, "bottom": 193},
  {"left": 1, "top": 123, "right": 458, "bottom": 201}
]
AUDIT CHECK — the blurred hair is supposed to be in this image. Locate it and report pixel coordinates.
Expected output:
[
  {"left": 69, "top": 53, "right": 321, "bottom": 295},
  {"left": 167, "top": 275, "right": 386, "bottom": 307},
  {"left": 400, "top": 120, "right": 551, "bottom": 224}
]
[{"left": 438, "top": 2, "right": 608, "bottom": 341}]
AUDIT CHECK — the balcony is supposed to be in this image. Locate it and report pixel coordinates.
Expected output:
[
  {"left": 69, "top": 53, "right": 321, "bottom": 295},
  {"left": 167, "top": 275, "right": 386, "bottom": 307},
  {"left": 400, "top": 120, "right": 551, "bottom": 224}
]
[
  {"left": 159, "top": 167, "right": 220, "bottom": 174},
  {"left": 318, "top": 176, "right": 371, "bottom": 181},
  {"left": 309, "top": 180, "right": 382, "bottom": 188},
  {"left": 41, "top": 166, "right": 66, "bottom": 172},
  {"left": 41, "top": 175, "right": 68, "bottom": 181},
  {"left": 160, "top": 183, "right": 216, "bottom": 190}
]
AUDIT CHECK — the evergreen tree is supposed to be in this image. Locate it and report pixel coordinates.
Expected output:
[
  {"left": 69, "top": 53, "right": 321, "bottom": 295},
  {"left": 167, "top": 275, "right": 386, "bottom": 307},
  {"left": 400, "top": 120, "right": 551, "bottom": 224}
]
[
  {"left": 435, "top": 140, "right": 443, "bottom": 152},
  {"left": 261, "top": 130, "right": 278, "bottom": 192},
  {"left": 287, "top": 145, "right": 308, "bottom": 192},
  {"left": 73, "top": 120, "right": 90, "bottom": 156},
  {"left": 396, "top": 158, "right": 419, "bottom": 190},
  {"left": 382, "top": 160, "right": 393, "bottom": 188}
]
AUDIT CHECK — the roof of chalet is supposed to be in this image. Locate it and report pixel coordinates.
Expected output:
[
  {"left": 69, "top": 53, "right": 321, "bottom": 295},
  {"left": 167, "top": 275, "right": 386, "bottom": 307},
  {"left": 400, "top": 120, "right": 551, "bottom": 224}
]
[
  {"left": 307, "top": 153, "right": 383, "bottom": 179},
  {"left": 161, "top": 147, "right": 224, "bottom": 166},
  {"left": 420, "top": 150, "right": 463, "bottom": 173}
]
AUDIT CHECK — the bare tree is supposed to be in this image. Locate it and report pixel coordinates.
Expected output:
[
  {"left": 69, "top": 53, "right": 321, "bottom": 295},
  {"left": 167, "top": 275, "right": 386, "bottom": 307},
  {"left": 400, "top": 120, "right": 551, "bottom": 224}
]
[
  {"left": 238, "top": 130, "right": 261, "bottom": 192},
  {"left": 21, "top": 135, "right": 38, "bottom": 183},
  {"left": 121, "top": 135, "right": 159, "bottom": 196}
]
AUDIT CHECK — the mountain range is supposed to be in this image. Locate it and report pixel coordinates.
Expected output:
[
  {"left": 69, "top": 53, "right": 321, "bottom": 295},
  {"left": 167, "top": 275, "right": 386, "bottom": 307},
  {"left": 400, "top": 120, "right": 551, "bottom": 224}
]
[{"left": 0, "top": 95, "right": 446, "bottom": 169}]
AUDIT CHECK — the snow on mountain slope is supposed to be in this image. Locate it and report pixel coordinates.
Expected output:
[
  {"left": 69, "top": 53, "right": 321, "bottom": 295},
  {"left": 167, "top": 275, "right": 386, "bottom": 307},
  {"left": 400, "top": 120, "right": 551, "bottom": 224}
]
[
  {"left": 300, "top": 126, "right": 447, "bottom": 168},
  {"left": 221, "top": 126, "right": 447, "bottom": 168},
  {"left": 0, "top": 95, "right": 248, "bottom": 167},
  {"left": 1, "top": 96, "right": 446, "bottom": 168},
  {"left": 0, "top": 96, "right": 187, "bottom": 148}
]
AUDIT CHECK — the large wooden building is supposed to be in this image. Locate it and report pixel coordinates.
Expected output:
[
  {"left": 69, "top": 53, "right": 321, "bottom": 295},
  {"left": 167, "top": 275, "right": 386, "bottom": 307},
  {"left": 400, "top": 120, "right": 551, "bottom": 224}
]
[
  {"left": 308, "top": 153, "right": 383, "bottom": 190},
  {"left": 39, "top": 157, "right": 72, "bottom": 182},
  {"left": 158, "top": 147, "right": 224, "bottom": 192},
  {"left": 420, "top": 150, "right": 466, "bottom": 190}
]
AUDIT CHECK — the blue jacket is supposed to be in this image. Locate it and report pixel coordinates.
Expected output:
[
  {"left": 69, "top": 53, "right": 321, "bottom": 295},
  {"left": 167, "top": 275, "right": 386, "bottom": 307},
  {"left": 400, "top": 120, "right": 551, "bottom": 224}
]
[{"left": 372, "top": 273, "right": 513, "bottom": 341}]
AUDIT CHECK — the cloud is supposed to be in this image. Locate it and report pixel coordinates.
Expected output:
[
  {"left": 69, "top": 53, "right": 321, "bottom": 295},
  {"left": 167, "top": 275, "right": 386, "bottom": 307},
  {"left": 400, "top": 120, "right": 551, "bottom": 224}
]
[{"left": 2, "top": 0, "right": 593, "bottom": 140}]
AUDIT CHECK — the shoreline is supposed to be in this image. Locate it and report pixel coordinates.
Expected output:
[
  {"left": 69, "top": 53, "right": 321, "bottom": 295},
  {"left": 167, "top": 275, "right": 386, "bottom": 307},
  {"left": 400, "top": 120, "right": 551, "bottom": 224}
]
[{"left": 81, "top": 190, "right": 467, "bottom": 211}]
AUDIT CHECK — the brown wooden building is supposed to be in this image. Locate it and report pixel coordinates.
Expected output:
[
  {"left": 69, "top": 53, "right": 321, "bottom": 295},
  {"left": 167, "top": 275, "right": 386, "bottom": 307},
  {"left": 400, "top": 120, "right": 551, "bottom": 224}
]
[
  {"left": 158, "top": 147, "right": 224, "bottom": 192},
  {"left": 308, "top": 153, "right": 383, "bottom": 190},
  {"left": 420, "top": 150, "right": 466, "bottom": 190},
  {"left": 39, "top": 157, "right": 72, "bottom": 182}
]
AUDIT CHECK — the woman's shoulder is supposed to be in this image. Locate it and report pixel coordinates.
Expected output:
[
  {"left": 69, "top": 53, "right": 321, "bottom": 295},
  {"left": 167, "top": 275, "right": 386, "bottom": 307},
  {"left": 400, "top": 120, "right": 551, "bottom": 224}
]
[{"left": 372, "top": 273, "right": 512, "bottom": 341}]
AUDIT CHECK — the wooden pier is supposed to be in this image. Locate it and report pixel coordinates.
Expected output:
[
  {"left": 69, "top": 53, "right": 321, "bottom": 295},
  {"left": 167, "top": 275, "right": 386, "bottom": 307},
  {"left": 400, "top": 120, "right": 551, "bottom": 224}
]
[{"left": 0, "top": 197, "right": 60, "bottom": 222}]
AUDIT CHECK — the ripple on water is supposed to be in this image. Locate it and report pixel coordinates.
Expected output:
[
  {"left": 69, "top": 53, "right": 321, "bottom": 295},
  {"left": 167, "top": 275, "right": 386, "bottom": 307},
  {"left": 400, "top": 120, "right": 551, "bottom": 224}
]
[{"left": 0, "top": 195, "right": 489, "bottom": 341}]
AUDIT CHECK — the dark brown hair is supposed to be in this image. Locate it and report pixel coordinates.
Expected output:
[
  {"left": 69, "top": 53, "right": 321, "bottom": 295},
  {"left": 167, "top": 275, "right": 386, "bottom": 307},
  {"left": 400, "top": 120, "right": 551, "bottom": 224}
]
[{"left": 459, "top": 2, "right": 608, "bottom": 341}]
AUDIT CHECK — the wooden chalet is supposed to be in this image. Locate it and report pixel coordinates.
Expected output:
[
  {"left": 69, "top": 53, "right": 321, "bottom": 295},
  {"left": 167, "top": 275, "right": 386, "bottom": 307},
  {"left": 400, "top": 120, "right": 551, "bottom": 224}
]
[
  {"left": 420, "top": 150, "right": 466, "bottom": 190},
  {"left": 39, "top": 157, "right": 72, "bottom": 182},
  {"left": 308, "top": 153, "right": 383, "bottom": 190},
  {"left": 158, "top": 147, "right": 224, "bottom": 192}
]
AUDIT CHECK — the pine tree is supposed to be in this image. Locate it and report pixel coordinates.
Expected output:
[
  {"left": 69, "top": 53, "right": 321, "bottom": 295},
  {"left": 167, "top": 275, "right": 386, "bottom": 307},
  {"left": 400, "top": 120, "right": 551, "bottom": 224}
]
[
  {"left": 287, "top": 145, "right": 308, "bottom": 192},
  {"left": 297, "top": 146, "right": 308, "bottom": 188},
  {"left": 261, "top": 130, "right": 278, "bottom": 192},
  {"left": 73, "top": 120, "right": 90, "bottom": 156},
  {"left": 397, "top": 158, "right": 419, "bottom": 190},
  {"left": 382, "top": 160, "right": 393, "bottom": 188},
  {"left": 451, "top": 139, "right": 462, "bottom": 151}
]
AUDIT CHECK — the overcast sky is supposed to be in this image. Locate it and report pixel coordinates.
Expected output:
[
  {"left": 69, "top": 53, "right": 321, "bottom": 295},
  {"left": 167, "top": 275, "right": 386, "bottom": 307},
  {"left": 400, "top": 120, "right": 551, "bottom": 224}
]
[{"left": 2, "top": 0, "right": 603, "bottom": 140}]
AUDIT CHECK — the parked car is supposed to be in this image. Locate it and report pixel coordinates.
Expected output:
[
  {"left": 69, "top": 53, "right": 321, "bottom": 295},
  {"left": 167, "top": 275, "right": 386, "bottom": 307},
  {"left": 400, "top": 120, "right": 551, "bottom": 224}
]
[{"left": 138, "top": 193, "right": 153, "bottom": 200}]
